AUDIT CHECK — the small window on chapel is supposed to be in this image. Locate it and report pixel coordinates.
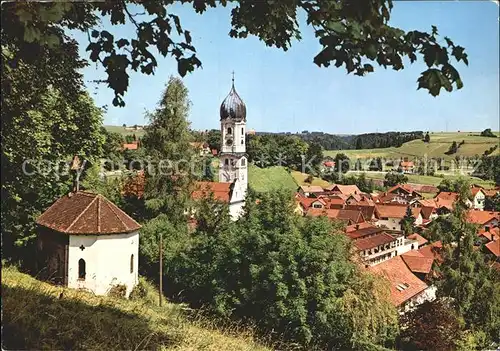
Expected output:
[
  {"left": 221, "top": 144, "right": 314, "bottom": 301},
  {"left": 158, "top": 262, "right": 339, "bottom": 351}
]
[
  {"left": 130, "top": 254, "right": 134, "bottom": 273},
  {"left": 78, "top": 259, "right": 86, "bottom": 280}
]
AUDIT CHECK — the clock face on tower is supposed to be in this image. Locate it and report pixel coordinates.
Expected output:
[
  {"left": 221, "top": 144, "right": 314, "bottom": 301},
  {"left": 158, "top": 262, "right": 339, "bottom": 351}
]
[{"left": 226, "top": 139, "right": 233, "bottom": 146}]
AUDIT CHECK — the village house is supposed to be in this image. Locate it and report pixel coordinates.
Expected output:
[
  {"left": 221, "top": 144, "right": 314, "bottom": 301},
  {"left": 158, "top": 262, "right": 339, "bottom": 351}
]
[
  {"left": 386, "top": 184, "right": 423, "bottom": 203},
  {"left": 407, "top": 233, "right": 429, "bottom": 249},
  {"left": 36, "top": 191, "right": 141, "bottom": 297},
  {"left": 470, "top": 187, "right": 486, "bottom": 210},
  {"left": 369, "top": 256, "right": 436, "bottom": 313},
  {"left": 466, "top": 210, "right": 499, "bottom": 230},
  {"left": 374, "top": 204, "right": 423, "bottom": 231},
  {"left": 298, "top": 185, "right": 325, "bottom": 197},
  {"left": 398, "top": 161, "right": 415, "bottom": 174},
  {"left": 325, "top": 184, "right": 362, "bottom": 196},
  {"left": 306, "top": 208, "right": 365, "bottom": 224}
]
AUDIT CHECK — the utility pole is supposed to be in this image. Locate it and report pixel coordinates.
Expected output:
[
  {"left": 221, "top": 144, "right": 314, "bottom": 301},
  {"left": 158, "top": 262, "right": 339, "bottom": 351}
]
[{"left": 159, "top": 232, "right": 163, "bottom": 307}]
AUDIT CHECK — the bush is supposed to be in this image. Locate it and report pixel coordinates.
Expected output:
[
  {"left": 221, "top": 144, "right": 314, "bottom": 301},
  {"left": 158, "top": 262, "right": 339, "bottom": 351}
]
[{"left": 108, "top": 284, "right": 127, "bottom": 299}]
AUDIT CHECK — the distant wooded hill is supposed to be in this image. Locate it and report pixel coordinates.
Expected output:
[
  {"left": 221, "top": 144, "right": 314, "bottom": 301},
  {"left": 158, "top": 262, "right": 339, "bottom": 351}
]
[{"left": 256, "top": 131, "right": 424, "bottom": 150}]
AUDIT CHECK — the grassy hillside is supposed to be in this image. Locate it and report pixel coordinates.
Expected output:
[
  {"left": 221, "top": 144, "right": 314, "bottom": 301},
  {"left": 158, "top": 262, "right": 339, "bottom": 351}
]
[
  {"left": 2, "top": 266, "right": 269, "bottom": 351},
  {"left": 325, "top": 132, "right": 499, "bottom": 160},
  {"left": 105, "top": 125, "right": 146, "bottom": 138},
  {"left": 248, "top": 165, "right": 298, "bottom": 193},
  {"left": 291, "top": 170, "right": 331, "bottom": 188}
]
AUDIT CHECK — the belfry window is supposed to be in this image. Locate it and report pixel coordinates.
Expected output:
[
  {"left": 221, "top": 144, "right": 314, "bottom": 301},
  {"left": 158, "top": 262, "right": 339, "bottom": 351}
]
[
  {"left": 225, "top": 159, "right": 229, "bottom": 166},
  {"left": 78, "top": 259, "right": 86, "bottom": 280},
  {"left": 227, "top": 127, "right": 232, "bottom": 135},
  {"left": 241, "top": 127, "right": 244, "bottom": 134}
]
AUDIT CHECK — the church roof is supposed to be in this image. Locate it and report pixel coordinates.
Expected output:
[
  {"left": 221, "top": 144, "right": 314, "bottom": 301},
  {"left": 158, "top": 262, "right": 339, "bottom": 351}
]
[
  {"left": 192, "top": 181, "right": 233, "bottom": 203},
  {"left": 36, "top": 191, "right": 141, "bottom": 235},
  {"left": 220, "top": 82, "right": 246, "bottom": 121}
]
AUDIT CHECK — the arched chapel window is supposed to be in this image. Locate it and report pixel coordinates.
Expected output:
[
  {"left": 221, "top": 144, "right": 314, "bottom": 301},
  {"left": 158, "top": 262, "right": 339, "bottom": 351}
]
[
  {"left": 130, "top": 254, "right": 134, "bottom": 273},
  {"left": 78, "top": 259, "right": 86, "bottom": 280}
]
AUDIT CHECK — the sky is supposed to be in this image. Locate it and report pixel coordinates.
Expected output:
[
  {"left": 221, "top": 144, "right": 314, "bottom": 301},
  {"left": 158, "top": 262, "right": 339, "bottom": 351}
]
[{"left": 72, "top": 1, "right": 500, "bottom": 134}]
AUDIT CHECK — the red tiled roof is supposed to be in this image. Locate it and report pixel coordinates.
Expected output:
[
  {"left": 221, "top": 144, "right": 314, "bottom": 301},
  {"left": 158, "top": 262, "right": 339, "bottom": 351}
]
[
  {"left": 122, "top": 143, "right": 138, "bottom": 150},
  {"left": 354, "top": 232, "right": 396, "bottom": 250},
  {"left": 369, "top": 256, "right": 428, "bottom": 306},
  {"left": 409, "top": 184, "right": 439, "bottom": 193},
  {"left": 345, "top": 222, "right": 374, "bottom": 233},
  {"left": 418, "top": 241, "right": 444, "bottom": 263},
  {"left": 484, "top": 189, "right": 499, "bottom": 197},
  {"left": 401, "top": 254, "right": 434, "bottom": 274},
  {"left": 192, "top": 181, "right": 232, "bottom": 202},
  {"left": 345, "top": 204, "right": 375, "bottom": 220},
  {"left": 407, "top": 233, "right": 428, "bottom": 247},
  {"left": 478, "top": 228, "right": 500, "bottom": 242},
  {"left": 323, "top": 161, "right": 335, "bottom": 167},
  {"left": 325, "top": 184, "right": 361, "bottom": 195},
  {"left": 435, "top": 192, "right": 459, "bottom": 201},
  {"left": 485, "top": 240, "right": 500, "bottom": 257},
  {"left": 466, "top": 210, "right": 500, "bottom": 225},
  {"left": 375, "top": 204, "right": 410, "bottom": 219},
  {"left": 37, "top": 191, "right": 141, "bottom": 235},
  {"left": 387, "top": 184, "right": 414, "bottom": 195},
  {"left": 306, "top": 208, "right": 365, "bottom": 224},
  {"left": 400, "top": 161, "right": 414, "bottom": 168},
  {"left": 300, "top": 185, "right": 324, "bottom": 193},
  {"left": 471, "top": 187, "right": 485, "bottom": 197}
]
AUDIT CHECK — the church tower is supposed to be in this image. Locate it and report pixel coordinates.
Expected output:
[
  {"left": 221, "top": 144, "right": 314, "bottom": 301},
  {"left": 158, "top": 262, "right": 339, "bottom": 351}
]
[{"left": 219, "top": 74, "right": 248, "bottom": 219}]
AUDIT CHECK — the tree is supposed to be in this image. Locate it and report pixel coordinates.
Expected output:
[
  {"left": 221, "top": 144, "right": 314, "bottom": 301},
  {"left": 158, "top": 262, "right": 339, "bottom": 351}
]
[
  {"left": 1, "top": 87, "right": 104, "bottom": 267},
  {"left": 141, "top": 76, "right": 195, "bottom": 222},
  {"left": 400, "top": 206, "right": 416, "bottom": 236},
  {"left": 428, "top": 182, "right": 500, "bottom": 345},
  {"left": 304, "top": 141, "right": 323, "bottom": 174},
  {"left": 383, "top": 172, "right": 408, "bottom": 187},
  {"left": 4, "top": 2, "right": 468, "bottom": 107},
  {"left": 485, "top": 193, "right": 500, "bottom": 211},
  {"left": 399, "top": 299, "right": 462, "bottom": 351},
  {"left": 334, "top": 153, "right": 350, "bottom": 174},
  {"left": 165, "top": 190, "right": 399, "bottom": 349},
  {"left": 355, "top": 137, "right": 363, "bottom": 150},
  {"left": 206, "top": 129, "right": 221, "bottom": 153},
  {"left": 446, "top": 141, "right": 458, "bottom": 155},
  {"left": 480, "top": 128, "right": 496, "bottom": 138},
  {"left": 424, "top": 132, "right": 430, "bottom": 143}
]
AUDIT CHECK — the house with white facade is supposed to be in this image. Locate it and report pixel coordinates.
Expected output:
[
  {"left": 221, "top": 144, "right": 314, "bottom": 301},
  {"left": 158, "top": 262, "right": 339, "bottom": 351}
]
[
  {"left": 471, "top": 187, "right": 486, "bottom": 210},
  {"left": 374, "top": 204, "right": 423, "bottom": 231},
  {"left": 36, "top": 191, "right": 141, "bottom": 297}
]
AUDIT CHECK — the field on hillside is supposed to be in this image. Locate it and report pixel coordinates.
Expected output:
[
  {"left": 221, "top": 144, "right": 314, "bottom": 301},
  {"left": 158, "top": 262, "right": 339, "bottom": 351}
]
[
  {"left": 291, "top": 170, "right": 331, "bottom": 188},
  {"left": 346, "top": 171, "right": 496, "bottom": 188},
  {"left": 325, "top": 132, "right": 499, "bottom": 160},
  {"left": 248, "top": 165, "right": 298, "bottom": 193},
  {"left": 105, "top": 125, "right": 146, "bottom": 138},
  {"left": 2, "top": 266, "right": 268, "bottom": 351}
]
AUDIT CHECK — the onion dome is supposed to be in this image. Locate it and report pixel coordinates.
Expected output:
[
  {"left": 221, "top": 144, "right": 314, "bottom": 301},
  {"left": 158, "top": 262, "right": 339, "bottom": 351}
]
[{"left": 220, "top": 77, "right": 246, "bottom": 121}]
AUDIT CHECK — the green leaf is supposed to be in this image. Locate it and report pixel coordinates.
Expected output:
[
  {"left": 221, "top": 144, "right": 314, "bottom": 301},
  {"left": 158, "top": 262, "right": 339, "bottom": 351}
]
[
  {"left": 326, "top": 21, "right": 346, "bottom": 34},
  {"left": 23, "top": 26, "right": 41, "bottom": 43}
]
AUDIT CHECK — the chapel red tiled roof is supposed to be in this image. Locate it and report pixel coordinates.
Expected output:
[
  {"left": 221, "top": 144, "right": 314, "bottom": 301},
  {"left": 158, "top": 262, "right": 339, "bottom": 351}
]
[
  {"left": 192, "top": 181, "right": 232, "bottom": 202},
  {"left": 369, "top": 256, "right": 428, "bottom": 307},
  {"left": 354, "top": 232, "right": 396, "bottom": 250},
  {"left": 407, "top": 233, "right": 429, "bottom": 247},
  {"left": 37, "top": 191, "right": 141, "bottom": 235},
  {"left": 471, "top": 187, "right": 485, "bottom": 197}
]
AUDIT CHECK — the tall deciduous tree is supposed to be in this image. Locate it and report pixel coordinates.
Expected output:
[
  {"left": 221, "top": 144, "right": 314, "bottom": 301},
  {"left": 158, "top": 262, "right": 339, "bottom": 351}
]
[
  {"left": 4, "top": 1, "right": 468, "bottom": 106},
  {"left": 142, "top": 76, "right": 195, "bottom": 221}
]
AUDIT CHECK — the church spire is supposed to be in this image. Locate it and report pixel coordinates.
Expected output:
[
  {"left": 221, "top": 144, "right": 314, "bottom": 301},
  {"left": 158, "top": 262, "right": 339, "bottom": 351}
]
[{"left": 231, "top": 71, "right": 235, "bottom": 87}]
